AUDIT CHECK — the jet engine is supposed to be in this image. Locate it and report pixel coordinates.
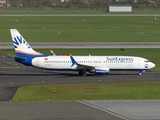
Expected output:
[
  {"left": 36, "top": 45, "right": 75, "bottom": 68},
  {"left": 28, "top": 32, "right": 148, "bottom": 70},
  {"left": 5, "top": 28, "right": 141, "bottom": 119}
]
[{"left": 89, "top": 67, "right": 110, "bottom": 75}]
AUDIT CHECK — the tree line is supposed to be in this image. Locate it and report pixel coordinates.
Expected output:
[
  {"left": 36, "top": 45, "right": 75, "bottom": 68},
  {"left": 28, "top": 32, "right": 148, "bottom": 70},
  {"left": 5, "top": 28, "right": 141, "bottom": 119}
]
[{"left": 7, "top": 0, "right": 160, "bottom": 9}]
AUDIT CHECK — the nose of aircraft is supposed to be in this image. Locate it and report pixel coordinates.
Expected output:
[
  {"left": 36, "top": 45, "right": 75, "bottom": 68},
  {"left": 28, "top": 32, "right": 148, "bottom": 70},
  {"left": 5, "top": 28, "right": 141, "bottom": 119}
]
[{"left": 149, "top": 62, "right": 155, "bottom": 69}]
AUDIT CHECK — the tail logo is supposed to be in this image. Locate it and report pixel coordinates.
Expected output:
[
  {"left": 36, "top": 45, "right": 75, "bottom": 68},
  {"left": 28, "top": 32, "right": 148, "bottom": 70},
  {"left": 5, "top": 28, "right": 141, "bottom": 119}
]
[{"left": 13, "top": 36, "right": 31, "bottom": 49}]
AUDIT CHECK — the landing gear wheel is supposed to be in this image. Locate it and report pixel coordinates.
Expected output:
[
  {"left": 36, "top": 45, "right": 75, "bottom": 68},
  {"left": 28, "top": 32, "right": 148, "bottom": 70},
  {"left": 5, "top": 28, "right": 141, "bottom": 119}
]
[
  {"left": 79, "top": 71, "right": 83, "bottom": 76},
  {"left": 83, "top": 72, "right": 86, "bottom": 76},
  {"left": 79, "top": 70, "right": 86, "bottom": 76},
  {"left": 139, "top": 72, "right": 142, "bottom": 76}
]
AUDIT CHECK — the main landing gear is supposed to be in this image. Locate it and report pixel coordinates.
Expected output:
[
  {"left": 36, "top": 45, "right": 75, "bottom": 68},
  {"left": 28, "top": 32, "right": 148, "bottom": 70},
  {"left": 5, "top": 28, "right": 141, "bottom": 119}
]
[{"left": 79, "top": 70, "right": 86, "bottom": 76}]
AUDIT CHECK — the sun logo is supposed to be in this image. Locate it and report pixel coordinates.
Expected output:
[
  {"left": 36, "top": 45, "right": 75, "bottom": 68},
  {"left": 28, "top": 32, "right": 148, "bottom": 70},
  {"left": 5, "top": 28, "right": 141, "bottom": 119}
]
[
  {"left": 145, "top": 64, "right": 148, "bottom": 68},
  {"left": 13, "top": 36, "right": 31, "bottom": 49}
]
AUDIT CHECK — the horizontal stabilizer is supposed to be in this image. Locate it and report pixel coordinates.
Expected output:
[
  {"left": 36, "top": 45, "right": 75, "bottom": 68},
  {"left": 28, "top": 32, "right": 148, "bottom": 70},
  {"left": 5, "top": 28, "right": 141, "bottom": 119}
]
[
  {"left": 7, "top": 54, "right": 27, "bottom": 61},
  {"left": 6, "top": 54, "right": 15, "bottom": 58},
  {"left": 15, "top": 56, "right": 27, "bottom": 61}
]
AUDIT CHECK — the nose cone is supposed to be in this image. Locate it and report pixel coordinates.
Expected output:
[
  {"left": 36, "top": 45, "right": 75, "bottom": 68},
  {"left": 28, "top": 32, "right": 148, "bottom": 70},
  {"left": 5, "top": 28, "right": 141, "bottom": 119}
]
[{"left": 149, "top": 62, "right": 155, "bottom": 69}]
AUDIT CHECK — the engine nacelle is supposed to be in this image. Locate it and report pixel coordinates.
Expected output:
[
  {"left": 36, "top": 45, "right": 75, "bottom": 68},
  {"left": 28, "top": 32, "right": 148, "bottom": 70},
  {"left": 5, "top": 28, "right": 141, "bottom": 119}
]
[{"left": 95, "top": 67, "right": 110, "bottom": 75}]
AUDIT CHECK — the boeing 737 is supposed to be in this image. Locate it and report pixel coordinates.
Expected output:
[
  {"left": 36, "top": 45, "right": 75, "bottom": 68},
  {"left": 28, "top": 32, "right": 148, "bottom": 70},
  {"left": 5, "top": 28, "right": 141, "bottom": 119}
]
[{"left": 10, "top": 29, "right": 155, "bottom": 76}]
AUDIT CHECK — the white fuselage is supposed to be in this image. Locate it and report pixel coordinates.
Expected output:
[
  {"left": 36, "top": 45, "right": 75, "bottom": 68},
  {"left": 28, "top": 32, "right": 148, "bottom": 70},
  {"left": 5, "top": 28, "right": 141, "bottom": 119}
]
[{"left": 31, "top": 56, "right": 155, "bottom": 71}]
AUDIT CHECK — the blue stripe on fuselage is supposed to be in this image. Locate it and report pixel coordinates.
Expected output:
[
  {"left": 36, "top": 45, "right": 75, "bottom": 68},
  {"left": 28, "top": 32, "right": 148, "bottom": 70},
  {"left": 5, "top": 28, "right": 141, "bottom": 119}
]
[
  {"left": 110, "top": 68, "right": 147, "bottom": 72},
  {"left": 15, "top": 52, "right": 47, "bottom": 66}
]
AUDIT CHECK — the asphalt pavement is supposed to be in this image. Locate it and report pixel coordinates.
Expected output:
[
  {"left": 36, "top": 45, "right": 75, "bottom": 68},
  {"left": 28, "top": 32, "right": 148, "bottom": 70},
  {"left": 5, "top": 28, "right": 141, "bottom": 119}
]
[{"left": 0, "top": 42, "right": 160, "bottom": 49}]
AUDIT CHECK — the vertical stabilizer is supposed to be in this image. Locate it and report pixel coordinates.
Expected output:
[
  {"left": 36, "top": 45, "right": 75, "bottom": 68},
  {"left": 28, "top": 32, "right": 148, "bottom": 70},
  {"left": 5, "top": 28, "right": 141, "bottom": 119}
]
[{"left": 10, "top": 29, "right": 42, "bottom": 56}]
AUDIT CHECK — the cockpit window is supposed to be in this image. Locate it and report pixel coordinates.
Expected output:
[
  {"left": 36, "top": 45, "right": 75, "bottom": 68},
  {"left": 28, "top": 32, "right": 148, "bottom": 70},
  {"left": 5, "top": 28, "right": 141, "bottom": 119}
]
[{"left": 145, "top": 60, "right": 149, "bottom": 62}]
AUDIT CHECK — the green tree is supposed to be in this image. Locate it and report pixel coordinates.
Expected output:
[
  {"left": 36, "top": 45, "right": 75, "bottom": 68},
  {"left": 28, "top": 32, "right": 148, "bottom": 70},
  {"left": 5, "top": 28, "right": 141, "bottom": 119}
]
[{"left": 139, "top": 0, "right": 144, "bottom": 4}]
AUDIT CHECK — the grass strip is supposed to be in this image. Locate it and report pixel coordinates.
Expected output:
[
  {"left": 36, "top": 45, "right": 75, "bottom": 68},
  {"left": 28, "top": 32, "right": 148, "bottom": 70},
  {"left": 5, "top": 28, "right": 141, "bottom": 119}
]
[
  {"left": 12, "top": 82, "right": 160, "bottom": 102},
  {"left": 0, "top": 16, "right": 160, "bottom": 42}
]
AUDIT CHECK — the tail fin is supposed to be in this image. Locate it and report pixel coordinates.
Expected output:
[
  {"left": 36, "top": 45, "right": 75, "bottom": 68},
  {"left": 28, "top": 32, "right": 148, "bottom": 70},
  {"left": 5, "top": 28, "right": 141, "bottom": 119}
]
[{"left": 10, "top": 29, "right": 42, "bottom": 57}]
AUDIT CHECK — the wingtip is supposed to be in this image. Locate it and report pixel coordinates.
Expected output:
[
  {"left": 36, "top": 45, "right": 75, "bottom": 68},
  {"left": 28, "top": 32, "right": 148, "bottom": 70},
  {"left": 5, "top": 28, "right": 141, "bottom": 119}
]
[
  {"left": 50, "top": 50, "right": 53, "bottom": 53},
  {"left": 69, "top": 54, "right": 72, "bottom": 57}
]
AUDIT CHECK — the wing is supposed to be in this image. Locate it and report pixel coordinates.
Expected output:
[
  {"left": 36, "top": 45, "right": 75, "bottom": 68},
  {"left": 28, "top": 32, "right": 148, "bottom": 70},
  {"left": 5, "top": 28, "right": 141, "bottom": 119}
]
[
  {"left": 69, "top": 54, "right": 94, "bottom": 70},
  {"left": 69, "top": 54, "right": 110, "bottom": 75}
]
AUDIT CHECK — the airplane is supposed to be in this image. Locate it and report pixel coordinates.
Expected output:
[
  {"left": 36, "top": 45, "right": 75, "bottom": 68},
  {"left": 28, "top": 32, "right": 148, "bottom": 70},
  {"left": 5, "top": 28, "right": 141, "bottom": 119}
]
[{"left": 10, "top": 29, "right": 155, "bottom": 76}]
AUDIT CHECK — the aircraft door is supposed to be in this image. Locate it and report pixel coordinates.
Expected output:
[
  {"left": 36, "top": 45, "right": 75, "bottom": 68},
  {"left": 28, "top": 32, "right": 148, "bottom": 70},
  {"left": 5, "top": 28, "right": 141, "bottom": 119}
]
[{"left": 35, "top": 59, "right": 40, "bottom": 67}]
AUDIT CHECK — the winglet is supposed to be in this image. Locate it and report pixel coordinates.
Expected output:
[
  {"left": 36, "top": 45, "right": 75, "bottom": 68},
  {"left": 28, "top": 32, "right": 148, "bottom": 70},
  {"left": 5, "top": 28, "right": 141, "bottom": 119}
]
[
  {"left": 50, "top": 50, "right": 56, "bottom": 56},
  {"left": 69, "top": 54, "right": 76, "bottom": 67}
]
